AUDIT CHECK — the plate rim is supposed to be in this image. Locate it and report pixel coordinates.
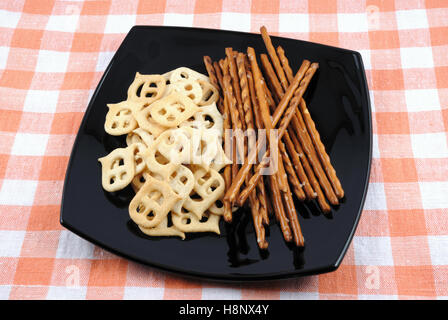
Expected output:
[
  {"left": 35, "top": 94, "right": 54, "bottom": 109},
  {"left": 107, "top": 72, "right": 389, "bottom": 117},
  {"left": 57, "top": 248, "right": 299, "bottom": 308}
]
[{"left": 60, "top": 25, "right": 373, "bottom": 282}]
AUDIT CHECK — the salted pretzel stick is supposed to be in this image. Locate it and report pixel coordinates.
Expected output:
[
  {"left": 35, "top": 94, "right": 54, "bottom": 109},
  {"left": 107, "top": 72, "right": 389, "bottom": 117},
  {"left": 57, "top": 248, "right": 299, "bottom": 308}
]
[
  {"left": 247, "top": 68, "right": 269, "bottom": 225},
  {"left": 274, "top": 49, "right": 342, "bottom": 200},
  {"left": 204, "top": 56, "right": 220, "bottom": 94},
  {"left": 269, "top": 174, "right": 292, "bottom": 242},
  {"left": 237, "top": 94, "right": 300, "bottom": 205},
  {"left": 223, "top": 74, "right": 245, "bottom": 167},
  {"left": 260, "top": 53, "right": 284, "bottom": 102},
  {"left": 247, "top": 47, "right": 288, "bottom": 193},
  {"left": 278, "top": 143, "right": 306, "bottom": 245},
  {"left": 237, "top": 63, "right": 317, "bottom": 203},
  {"left": 236, "top": 53, "right": 255, "bottom": 135},
  {"left": 280, "top": 141, "right": 306, "bottom": 201},
  {"left": 283, "top": 132, "right": 316, "bottom": 200},
  {"left": 290, "top": 130, "right": 331, "bottom": 213},
  {"left": 235, "top": 53, "right": 251, "bottom": 161},
  {"left": 236, "top": 53, "right": 267, "bottom": 247},
  {"left": 246, "top": 50, "right": 292, "bottom": 241},
  {"left": 277, "top": 46, "right": 294, "bottom": 84},
  {"left": 281, "top": 177, "right": 305, "bottom": 246},
  {"left": 260, "top": 54, "right": 310, "bottom": 201},
  {"left": 226, "top": 48, "right": 246, "bottom": 131},
  {"left": 249, "top": 190, "right": 268, "bottom": 249},
  {"left": 271, "top": 60, "right": 311, "bottom": 125},
  {"left": 223, "top": 59, "right": 311, "bottom": 205},
  {"left": 214, "top": 61, "right": 234, "bottom": 221},
  {"left": 204, "top": 56, "right": 223, "bottom": 113},
  {"left": 293, "top": 107, "right": 339, "bottom": 206},
  {"left": 274, "top": 47, "right": 329, "bottom": 210},
  {"left": 220, "top": 59, "right": 242, "bottom": 182},
  {"left": 299, "top": 99, "right": 344, "bottom": 199},
  {"left": 260, "top": 26, "right": 289, "bottom": 91}
]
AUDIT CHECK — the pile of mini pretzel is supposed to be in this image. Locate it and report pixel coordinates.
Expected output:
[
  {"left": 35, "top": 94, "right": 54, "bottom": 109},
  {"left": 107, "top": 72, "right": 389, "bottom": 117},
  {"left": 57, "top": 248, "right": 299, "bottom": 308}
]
[{"left": 204, "top": 26, "right": 345, "bottom": 249}]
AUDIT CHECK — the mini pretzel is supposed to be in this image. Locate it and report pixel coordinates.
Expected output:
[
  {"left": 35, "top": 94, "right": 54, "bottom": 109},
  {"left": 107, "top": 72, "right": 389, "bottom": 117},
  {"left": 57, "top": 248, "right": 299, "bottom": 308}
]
[
  {"left": 98, "top": 146, "right": 135, "bottom": 192},
  {"left": 131, "top": 169, "right": 151, "bottom": 193},
  {"left": 139, "top": 216, "right": 185, "bottom": 239},
  {"left": 143, "top": 136, "right": 180, "bottom": 180},
  {"left": 126, "top": 127, "right": 155, "bottom": 147},
  {"left": 183, "top": 167, "right": 225, "bottom": 219},
  {"left": 180, "top": 102, "right": 223, "bottom": 136},
  {"left": 168, "top": 165, "right": 195, "bottom": 213},
  {"left": 208, "top": 199, "right": 224, "bottom": 215},
  {"left": 133, "top": 102, "right": 168, "bottom": 137},
  {"left": 156, "top": 128, "right": 195, "bottom": 165},
  {"left": 129, "top": 176, "right": 181, "bottom": 228},
  {"left": 198, "top": 80, "right": 219, "bottom": 106},
  {"left": 260, "top": 26, "right": 289, "bottom": 92},
  {"left": 171, "top": 79, "right": 203, "bottom": 105},
  {"left": 130, "top": 142, "right": 147, "bottom": 175},
  {"left": 169, "top": 67, "right": 210, "bottom": 83},
  {"left": 104, "top": 101, "right": 138, "bottom": 136},
  {"left": 299, "top": 99, "right": 344, "bottom": 199},
  {"left": 172, "top": 209, "right": 220, "bottom": 234},
  {"left": 127, "top": 73, "right": 166, "bottom": 104},
  {"left": 149, "top": 92, "right": 200, "bottom": 128}
]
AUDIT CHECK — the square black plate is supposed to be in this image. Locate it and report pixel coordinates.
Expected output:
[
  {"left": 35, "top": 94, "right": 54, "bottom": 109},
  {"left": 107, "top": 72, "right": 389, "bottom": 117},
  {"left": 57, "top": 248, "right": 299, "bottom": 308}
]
[{"left": 60, "top": 26, "right": 372, "bottom": 282}]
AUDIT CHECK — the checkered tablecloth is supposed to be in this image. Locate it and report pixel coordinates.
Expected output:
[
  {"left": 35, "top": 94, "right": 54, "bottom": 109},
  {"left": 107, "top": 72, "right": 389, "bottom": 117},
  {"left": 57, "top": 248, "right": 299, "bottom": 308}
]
[{"left": 0, "top": 0, "right": 447, "bottom": 300}]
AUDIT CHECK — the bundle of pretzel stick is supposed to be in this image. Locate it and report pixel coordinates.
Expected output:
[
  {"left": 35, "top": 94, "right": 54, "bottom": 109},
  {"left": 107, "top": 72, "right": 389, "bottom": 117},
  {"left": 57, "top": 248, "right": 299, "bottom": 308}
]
[{"left": 203, "top": 26, "right": 344, "bottom": 249}]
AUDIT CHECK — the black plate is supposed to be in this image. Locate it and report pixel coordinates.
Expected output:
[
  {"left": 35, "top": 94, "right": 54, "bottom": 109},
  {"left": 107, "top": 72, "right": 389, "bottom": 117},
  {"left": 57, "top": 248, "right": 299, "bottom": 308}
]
[{"left": 60, "top": 26, "right": 372, "bottom": 282}]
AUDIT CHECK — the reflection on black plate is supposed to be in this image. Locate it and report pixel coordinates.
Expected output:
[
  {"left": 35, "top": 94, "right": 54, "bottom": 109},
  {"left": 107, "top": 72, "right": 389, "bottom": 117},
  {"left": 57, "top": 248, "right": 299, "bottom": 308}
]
[{"left": 60, "top": 26, "right": 372, "bottom": 281}]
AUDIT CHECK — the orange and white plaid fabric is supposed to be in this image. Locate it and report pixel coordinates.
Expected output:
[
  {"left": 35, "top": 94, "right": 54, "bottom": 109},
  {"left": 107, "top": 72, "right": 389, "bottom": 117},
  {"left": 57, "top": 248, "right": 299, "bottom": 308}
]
[{"left": 0, "top": 0, "right": 447, "bottom": 300}]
